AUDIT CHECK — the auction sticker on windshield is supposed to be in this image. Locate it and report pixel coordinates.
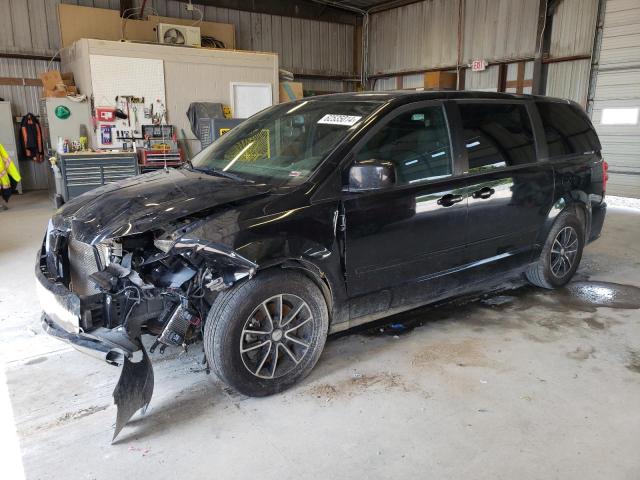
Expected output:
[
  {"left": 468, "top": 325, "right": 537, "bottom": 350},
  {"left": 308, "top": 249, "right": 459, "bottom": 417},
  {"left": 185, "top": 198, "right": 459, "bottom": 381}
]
[{"left": 318, "top": 114, "right": 362, "bottom": 126}]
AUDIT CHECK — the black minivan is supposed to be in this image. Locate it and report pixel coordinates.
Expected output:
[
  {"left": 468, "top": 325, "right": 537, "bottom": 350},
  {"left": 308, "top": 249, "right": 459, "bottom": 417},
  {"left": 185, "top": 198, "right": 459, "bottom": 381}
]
[{"left": 37, "top": 91, "right": 607, "bottom": 435}]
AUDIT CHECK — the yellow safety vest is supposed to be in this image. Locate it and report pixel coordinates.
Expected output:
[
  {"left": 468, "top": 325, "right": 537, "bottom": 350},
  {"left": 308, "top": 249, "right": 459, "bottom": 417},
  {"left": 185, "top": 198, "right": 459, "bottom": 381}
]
[{"left": 0, "top": 143, "right": 21, "bottom": 189}]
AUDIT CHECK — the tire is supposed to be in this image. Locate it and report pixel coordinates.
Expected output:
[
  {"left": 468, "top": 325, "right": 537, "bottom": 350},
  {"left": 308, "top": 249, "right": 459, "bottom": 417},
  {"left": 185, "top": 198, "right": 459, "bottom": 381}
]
[
  {"left": 526, "top": 210, "right": 585, "bottom": 289},
  {"left": 204, "top": 269, "right": 329, "bottom": 397}
]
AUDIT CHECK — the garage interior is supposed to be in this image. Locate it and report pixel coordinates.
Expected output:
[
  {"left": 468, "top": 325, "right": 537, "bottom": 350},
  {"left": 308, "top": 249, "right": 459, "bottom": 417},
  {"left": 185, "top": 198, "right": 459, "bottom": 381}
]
[{"left": 0, "top": 0, "right": 639, "bottom": 479}]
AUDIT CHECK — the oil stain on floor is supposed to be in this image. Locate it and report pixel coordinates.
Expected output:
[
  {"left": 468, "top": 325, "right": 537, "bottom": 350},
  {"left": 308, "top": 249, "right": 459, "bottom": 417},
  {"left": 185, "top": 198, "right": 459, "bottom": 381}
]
[{"left": 305, "top": 372, "right": 429, "bottom": 402}]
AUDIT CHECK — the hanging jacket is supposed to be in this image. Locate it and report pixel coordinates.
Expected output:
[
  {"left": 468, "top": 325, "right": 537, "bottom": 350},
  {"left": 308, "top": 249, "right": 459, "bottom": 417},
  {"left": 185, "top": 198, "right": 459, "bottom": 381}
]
[
  {"left": 0, "top": 143, "right": 21, "bottom": 202},
  {"left": 20, "top": 113, "right": 44, "bottom": 162}
]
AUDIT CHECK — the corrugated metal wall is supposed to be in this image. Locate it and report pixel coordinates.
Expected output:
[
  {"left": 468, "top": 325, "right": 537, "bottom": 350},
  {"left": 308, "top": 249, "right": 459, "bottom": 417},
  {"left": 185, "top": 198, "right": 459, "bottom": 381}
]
[
  {"left": 0, "top": 0, "right": 355, "bottom": 77},
  {"left": 546, "top": 59, "right": 591, "bottom": 104},
  {"left": 300, "top": 78, "right": 351, "bottom": 93},
  {"left": 0, "top": 0, "right": 355, "bottom": 118},
  {"left": 0, "top": 1, "right": 120, "bottom": 189},
  {"left": 545, "top": 0, "right": 598, "bottom": 106},
  {"left": 368, "top": 0, "right": 540, "bottom": 77},
  {"left": 0, "top": 0, "right": 121, "bottom": 118},
  {"left": 0, "top": 59, "right": 59, "bottom": 117},
  {"left": 549, "top": 0, "right": 599, "bottom": 57},
  {"left": 465, "top": 65, "right": 499, "bottom": 91},
  {"left": 462, "top": 0, "right": 539, "bottom": 64},
  {"left": 368, "top": 0, "right": 458, "bottom": 75},
  {"left": 591, "top": 0, "right": 640, "bottom": 198},
  {"left": 150, "top": 0, "right": 355, "bottom": 77},
  {"left": 368, "top": 0, "right": 598, "bottom": 110}
]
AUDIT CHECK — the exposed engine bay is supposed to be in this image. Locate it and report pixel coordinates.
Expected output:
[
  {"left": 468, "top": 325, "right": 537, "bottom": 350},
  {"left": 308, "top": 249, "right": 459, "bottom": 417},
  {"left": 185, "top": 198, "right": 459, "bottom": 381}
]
[
  {"left": 41, "top": 221, "right": 257, "bottom": 440},
  {"left": 84, "top": 234, "right": 255, "bottom": 356}
]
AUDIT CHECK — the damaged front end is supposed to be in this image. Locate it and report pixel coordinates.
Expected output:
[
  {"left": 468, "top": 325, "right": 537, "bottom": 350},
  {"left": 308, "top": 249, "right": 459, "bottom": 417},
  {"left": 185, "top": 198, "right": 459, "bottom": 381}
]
[{"left": 37, "top": 220, "right": 256, "bottom": 440}]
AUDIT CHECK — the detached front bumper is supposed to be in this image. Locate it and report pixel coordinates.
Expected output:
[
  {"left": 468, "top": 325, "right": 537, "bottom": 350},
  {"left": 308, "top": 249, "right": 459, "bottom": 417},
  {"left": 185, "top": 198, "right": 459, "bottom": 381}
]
[{"left": 35, "top": 250, "right": 134, "bottom": 366}]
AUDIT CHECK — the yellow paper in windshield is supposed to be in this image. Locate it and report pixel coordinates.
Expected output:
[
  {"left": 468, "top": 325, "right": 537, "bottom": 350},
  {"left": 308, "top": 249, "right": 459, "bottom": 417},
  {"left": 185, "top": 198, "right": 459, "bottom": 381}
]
[{"left": 224, "top": 129, "right": 271, "bottom": 162}]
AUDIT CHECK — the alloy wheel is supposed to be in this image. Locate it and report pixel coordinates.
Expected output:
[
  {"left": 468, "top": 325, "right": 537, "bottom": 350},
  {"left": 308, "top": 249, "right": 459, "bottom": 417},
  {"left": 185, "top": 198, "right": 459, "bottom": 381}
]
[
  {"left": 240, "top": 294, "right": 313, "bottom": 379},
  {"left": 550, "top": 226, "right": 579, "bottom": 278}
]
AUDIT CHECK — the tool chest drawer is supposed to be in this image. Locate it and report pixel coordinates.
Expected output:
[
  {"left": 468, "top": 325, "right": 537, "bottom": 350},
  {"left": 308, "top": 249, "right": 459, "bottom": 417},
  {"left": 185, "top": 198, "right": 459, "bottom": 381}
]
[{"left": 58, "top": 153, "right": 139, "bottom": 201}]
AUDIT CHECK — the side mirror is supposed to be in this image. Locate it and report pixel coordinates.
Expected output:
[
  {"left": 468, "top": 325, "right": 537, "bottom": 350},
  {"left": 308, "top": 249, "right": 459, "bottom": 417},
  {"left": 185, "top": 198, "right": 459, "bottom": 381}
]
[{"left": 346, "top": 159, "right": 396, "bottom": 192}]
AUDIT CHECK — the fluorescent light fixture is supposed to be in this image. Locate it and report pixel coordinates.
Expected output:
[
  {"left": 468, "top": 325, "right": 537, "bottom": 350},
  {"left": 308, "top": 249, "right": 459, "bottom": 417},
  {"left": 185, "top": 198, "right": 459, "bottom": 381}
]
[
  {"left": 601, "top": 107, "right": 639, "bottom": 125},
  {"left": 405, "top": 159, "right": 418, "bottom": 166},
  {"left": 286, "top": 101, "right": 308, "bottom": 114},
  {"left": 466, "top": 141, "right": 480, "bottom": 148},
  {"left": 431, "top": 151, "right": 445, "bottom": 158}
]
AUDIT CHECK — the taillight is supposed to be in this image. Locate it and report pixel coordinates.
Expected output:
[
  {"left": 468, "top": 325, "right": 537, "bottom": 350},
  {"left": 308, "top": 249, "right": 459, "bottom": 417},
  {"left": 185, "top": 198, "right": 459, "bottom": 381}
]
[{"left": 602, "top": 160, "right": 609, "bottom": 193}]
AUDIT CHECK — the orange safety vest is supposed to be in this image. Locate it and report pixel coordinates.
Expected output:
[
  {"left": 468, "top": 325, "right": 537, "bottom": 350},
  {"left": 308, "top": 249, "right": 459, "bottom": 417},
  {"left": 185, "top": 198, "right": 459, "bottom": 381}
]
[{"left": 0, "top": 143, "right": 21, "bottom": 189}]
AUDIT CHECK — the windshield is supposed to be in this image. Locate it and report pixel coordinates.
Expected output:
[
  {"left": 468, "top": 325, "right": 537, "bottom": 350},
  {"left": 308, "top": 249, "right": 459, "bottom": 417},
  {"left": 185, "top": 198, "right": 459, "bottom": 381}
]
[{"left": 189, "top": 99, "right": 382, "bottom": 187}]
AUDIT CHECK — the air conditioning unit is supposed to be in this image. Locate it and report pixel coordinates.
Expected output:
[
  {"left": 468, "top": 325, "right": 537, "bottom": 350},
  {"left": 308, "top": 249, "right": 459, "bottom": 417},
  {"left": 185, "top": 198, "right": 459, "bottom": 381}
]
[{"left": 157, "top": 23, "right": 201, "bottom": 47}]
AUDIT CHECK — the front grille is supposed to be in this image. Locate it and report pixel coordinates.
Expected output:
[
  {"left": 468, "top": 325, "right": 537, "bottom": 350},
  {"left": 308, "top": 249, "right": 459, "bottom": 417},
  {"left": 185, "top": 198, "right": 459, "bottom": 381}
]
[{"left": 68, "top": 237, "right": 100, "bottom": 295}]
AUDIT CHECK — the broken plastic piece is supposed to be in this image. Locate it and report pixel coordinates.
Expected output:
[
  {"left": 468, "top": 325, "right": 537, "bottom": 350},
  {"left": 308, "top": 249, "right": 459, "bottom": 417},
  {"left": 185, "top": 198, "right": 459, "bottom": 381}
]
[{"left": 112, "top": 340, "right": 154, "bottom": 441}]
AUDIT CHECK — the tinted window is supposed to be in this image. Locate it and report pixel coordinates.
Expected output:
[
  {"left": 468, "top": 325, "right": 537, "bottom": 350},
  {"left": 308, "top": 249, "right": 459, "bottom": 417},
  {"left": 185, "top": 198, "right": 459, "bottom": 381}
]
[
  {"left": 355, "top": 105, "right": 452, "bottom": 185},
  {"left": 537, "top": 102, "right": 600, "bottom": 157},
  {"left": 459, "top": 103, "right": 536, "bottom": 172}
]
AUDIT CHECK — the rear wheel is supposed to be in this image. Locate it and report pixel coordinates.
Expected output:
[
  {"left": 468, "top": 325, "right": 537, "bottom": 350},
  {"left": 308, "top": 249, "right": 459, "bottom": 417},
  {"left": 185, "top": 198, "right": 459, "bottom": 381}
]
[
  {"left": 526, "top": 210, "right": 584, "bottom": 289},
  {"left": 204, "top": 270, "right": 328, "bottom": 397}
]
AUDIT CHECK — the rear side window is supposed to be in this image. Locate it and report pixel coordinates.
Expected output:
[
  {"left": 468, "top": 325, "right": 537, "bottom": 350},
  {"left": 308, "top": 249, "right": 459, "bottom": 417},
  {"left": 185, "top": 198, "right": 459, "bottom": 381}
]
[
  {"left": 537, "top": 102, "right": 601, "bottom": 157},
  {"left": 459, "top": 103, "right": 536, "bottom": 172}
]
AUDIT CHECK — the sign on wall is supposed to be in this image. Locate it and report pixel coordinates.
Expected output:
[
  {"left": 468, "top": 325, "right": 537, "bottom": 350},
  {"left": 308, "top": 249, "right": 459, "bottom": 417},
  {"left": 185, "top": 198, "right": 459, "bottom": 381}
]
[{"left": 471, "top": 59, "right": 487, "bottom": 72}]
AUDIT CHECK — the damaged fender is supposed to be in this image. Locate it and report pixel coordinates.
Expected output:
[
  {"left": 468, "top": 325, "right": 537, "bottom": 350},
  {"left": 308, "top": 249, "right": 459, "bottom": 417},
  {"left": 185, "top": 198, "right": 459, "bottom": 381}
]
[
  {"left": 168, "top": 238, "right": 258, "bottom": 289},
  {"left": 110, "top": 238, "right": 256, "bottom": 440}
]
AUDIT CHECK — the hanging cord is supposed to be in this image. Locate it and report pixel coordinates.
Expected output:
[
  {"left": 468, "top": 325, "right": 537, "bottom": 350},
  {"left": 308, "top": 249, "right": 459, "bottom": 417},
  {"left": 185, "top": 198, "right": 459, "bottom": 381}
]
[
  {"left": 189, "top": 1, "right": 204, "bottom": 26},
  {"left": 121, "top": 6, "right": 161, "bottom": 41},
  {"left": 46, "top": 48, "right": 62, "bottom": 72}
]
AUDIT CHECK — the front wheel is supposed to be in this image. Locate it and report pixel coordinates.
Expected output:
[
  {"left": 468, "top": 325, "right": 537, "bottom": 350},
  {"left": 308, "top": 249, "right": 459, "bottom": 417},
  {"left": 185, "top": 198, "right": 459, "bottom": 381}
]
[
  {"left": 526, "top": 210, "right": 584, "bottom": 289},
  {"left": 204, "top": 270, "right": 328, "bottom": 397}
]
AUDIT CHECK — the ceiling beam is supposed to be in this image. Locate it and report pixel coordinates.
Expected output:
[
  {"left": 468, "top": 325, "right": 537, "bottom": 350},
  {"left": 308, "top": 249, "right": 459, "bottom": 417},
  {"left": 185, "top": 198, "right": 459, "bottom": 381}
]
[
  {"left": 183, "top": 0, "right": 360, "bottom": 24},
  {"left": 312, "top": 0, "right": 428, "bottom": 15},
  {"left": 366, "top": 0, "right": 430, "bottom": 14}
]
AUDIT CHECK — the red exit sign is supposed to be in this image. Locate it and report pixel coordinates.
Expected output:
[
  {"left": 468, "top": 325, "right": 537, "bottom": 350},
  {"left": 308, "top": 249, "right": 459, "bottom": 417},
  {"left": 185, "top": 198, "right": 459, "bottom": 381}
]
[{"left": 471, "top": 59, "right": 487, "bottom": 72}]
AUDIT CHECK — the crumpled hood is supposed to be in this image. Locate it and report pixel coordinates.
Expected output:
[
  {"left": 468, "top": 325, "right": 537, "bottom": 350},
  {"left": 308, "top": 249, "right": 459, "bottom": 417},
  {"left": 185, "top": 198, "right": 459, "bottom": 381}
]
[{"left": 53, "top": 168, "right": 270, "bottom": 244}]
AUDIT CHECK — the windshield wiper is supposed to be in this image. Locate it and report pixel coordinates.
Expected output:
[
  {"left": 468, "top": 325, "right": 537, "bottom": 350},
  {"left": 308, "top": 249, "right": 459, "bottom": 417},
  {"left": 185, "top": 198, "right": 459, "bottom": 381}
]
[{"left": 189, "top": 166, "right": 254, "bottom": 183}]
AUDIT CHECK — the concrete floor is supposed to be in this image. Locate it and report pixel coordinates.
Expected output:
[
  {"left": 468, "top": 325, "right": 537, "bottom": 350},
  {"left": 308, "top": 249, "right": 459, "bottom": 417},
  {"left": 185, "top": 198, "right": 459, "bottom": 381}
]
[{"left": 1, "top": 191, "right": 639, "bottom": 480}]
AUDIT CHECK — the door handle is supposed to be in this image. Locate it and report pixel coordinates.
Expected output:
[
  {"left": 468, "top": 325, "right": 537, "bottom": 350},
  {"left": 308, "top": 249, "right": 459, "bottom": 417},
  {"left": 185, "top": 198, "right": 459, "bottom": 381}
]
[
  {"left": 437, "top": 193, "right": 464, "bottom": 207},
  {"left": 471, "top": 187, "right": 495, "bottom": 199}
]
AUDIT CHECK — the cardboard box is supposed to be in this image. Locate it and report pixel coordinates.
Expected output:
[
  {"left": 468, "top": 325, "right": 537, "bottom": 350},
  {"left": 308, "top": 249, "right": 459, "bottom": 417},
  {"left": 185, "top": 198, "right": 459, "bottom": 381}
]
[
  {"left": 40, "top": 70, "right": 77, "bottom": 97},
  {"left": 58, "top": 4, "right": 236, "bottom": 50},
  {"left": 43, "top": 88, "right": 68, "bottom": 98},
  {"left": 279, "top": 82, "right": 304, "bottom": 103},
  {"left": 40, "top": 71, "right": 64, "bottom": 91},
  {"left": 424, "top": 71, "right": 458, "bottom": 90}
]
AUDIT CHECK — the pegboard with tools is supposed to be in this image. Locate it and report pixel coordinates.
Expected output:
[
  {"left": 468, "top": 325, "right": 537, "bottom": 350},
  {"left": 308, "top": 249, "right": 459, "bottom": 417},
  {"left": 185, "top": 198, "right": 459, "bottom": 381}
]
[{"left": 89, "top": 54, "right": 168, "bottom": 149}]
